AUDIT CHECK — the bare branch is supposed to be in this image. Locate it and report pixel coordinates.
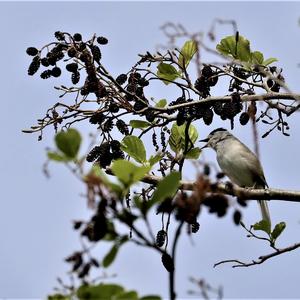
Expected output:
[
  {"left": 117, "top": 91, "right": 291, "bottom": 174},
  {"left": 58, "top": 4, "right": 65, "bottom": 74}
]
[{"left": 214, "top": 242, "right": 300, "bottom": 268}]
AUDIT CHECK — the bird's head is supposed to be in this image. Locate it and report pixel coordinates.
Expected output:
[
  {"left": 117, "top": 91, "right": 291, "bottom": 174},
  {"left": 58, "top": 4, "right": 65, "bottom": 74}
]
[{"left": 199, "top": 128, "right": 232, "bottom": 150}]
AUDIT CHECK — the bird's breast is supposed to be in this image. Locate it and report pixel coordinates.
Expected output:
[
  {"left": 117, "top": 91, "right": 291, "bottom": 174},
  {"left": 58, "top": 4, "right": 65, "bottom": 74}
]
[{"left": 216, "top": 142, "right": 255, "bottom": 187}]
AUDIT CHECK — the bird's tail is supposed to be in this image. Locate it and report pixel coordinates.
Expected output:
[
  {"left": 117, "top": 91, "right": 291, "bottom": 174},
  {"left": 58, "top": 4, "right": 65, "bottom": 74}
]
[{"left": 258, "top": 200, "right": 271, "bottom": 226}]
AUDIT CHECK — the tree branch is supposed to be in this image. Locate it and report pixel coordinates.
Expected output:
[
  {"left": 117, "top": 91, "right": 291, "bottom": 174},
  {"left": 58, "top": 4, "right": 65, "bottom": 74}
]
[
  {"left": 105, "top": 167, "right": 300, "bottom": 202},
  {"left": 214, "top": 242, "right": 300, "bottom": 268}
]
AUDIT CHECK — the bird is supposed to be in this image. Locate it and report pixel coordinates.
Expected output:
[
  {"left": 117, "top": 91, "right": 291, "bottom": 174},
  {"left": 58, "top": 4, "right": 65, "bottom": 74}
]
[{"left": 200, "top": 128, "right": 271, "bottom": 225}]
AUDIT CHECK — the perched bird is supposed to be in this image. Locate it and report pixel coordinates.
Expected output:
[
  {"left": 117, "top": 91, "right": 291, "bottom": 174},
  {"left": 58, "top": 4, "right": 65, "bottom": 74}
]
[{"left": 200, "top": 128, "right": 271, "bottom": 224}]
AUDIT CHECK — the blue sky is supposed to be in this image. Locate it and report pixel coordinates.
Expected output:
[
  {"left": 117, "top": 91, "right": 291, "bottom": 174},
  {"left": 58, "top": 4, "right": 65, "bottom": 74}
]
[{"left": 1, "top": 1, "right": 300, "bottom": 298}]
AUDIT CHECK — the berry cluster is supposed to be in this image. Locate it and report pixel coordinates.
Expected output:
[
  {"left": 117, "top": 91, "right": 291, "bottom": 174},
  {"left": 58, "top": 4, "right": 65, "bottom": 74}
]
[
  {"left": 194, "top": 65, "right": 218, "bottom": 98},
  {"left": 86, "top": 140, "right": 124, "bottom": 168},
  {"left": 202, "top": 194, "right": 229, "bottom": 217},
  {"left": 26, "top": 31, "right": 109, "bottom": 99}
]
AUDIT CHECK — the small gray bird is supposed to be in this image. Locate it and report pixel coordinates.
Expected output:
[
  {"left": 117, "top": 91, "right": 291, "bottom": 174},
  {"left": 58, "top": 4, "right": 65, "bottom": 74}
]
[{"left": 200, "top": 128, "right": 271, "bottom": 224}]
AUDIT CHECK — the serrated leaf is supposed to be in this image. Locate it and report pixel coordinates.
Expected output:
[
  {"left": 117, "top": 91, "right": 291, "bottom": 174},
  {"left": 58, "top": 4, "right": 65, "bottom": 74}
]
[
  {"left": 155, "top": 99, "right": 167, "bottom": 108},
  {"left": 102, "top": 244, "right": 119, "bottom": 268},
  {"left": 178, "top": 40, "right": 197, "bottom": 69},
  {"left": 271, "top": 222, "right": 286, "bottom": 241},
  {"left": 216, "top": 35, "right": 251, "bottom": 62},
  {"left": 55, "top": 128, "right": 81, "bottom": 159},
  {"left": 114, "top": 291, "right": 138, "bottom": 300},
  {"left": 169, "top": 123, "right": 198, "bottom": 154},
  {"left": 184, "top": 147, "right": 201, "bottom": 159},
  {"left": 253, "top": 219, "right": 271, "bottom": 235},
  {"left": 157, "top": 63, "right": 180, "bottom": 85},
  {"left": 263, "top": 57, "right": 278, "bottom": 66},
  {"left": 251, "top": 51, "right": 264, "bottom": 65},
  {"left": 130, "top": 120, "right": 151, "bottom": 129},
  {"left": 150, "top": 172, "right": 180, "bottom": 206},
  {"left": 121, "top": 135, "right": 146, "bottom": 163},
  {"left": 47, "top": 151, "right": 70, "bottom": 162},
  {"left": 111, "top": 160, "right": 151, "bottom": 186}
]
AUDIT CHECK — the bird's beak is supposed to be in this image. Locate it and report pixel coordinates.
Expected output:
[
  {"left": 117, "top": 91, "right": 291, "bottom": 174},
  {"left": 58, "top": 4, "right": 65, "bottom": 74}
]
[{"left": 199, "top": 138, "right": 209, "bottom": 149}]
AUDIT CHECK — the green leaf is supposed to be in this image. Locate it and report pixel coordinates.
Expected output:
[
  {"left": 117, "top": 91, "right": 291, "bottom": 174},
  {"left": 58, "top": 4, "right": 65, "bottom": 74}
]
[
  {"left": 184, "top": 147, "right": 201, "bottom": 159},
  {"left": 140, "top": 296, "right": 162, "bottom": 300},
  {"left": 77, "top": 284, "right": 124, "bottom": 300},
  {"left": 48, "top": 294, "right": 70, "bottom": 300},
  {"left": 157, "top": 63, "right": 180, "bottom": 85},
  {"left": 169, "top": 123, "right": 198, "bottom": 154},
  {"left": 148, "top": 152, "right": 163, "bottom": 166},
  {"left": 130, "top": 120, "right": 151, "bottom": 129},
  {"left": 47, "top": 151, "right": 70, "bottom": 162},
  {"left": 263, "top": 57, "right": 278, "bottom": 66},
  {"left": 216, "top": 35, "right": 251, "bottom": 62},
  {"left": 150, "top": 171, "right": 180, "bottom": 205},
  {"left": 111, "top": 160, "right": 151, "bottom": 186},
  {"left": 178, "top": 40, "right": 197, "bottom": 69},
  {"left": 271, "top": 222, "right": 286, "bottom": 241},
  {"left": 121, "top": 135, "right": 146, "bottom": 164},
  {"left": 253, "top": 219, "right": 271, "bottom": 235},
  {"left": 155, "top": 99, "right": 167, "bottom": 108},
  {"left": 251, "top": 51, "right": 264, "bottom": 65},
  {"left": 55, "top": 128, "right": 81, "bottom": 159},
  {"left": 114, "top": 291, "right": 138, "bottom": 300},
  {"left": 102, "top": 244, "right": 119, "bottom": 268}
]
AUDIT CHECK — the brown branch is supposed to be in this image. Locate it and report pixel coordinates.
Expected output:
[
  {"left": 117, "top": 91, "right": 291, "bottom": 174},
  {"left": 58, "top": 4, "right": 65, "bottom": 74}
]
[
  {"left": 214, "top": 242, "right": 300, "bottom": 268},
  {"left": 150, "top": 92, "right": 300, "bottom": 114},
  {"left": 105, "top": 167, "right": 300, "bottom": 202}
]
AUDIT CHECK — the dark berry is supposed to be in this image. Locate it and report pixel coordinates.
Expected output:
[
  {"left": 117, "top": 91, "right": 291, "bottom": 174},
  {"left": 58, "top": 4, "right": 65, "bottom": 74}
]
[
  {"left": 102, "top": 118, "right": 114, "bottom": 132},
  {"left": 108, "top": 102, "right": 119, "bottom": 113},
  {"left": 97, "top": 36, "right": 108, "bottom": 45},
  {"left": 71, "top": 71, "right": 80, "bottom": 84},
  {"left": 40, "top": 70, "right": 52, "bottom": 79},
  {"left": 116, "top": 119, "right": 129, "bottom": 135},
  {"left": 89, "top": 111, "right": 105, "bottom": 125},
  {"left": 191, "top": 221, "right": 200, "bottom": 233},
  {"left": 138, "top": 77, "right": 149, "bottom": 87},
  {"left": 156, "top": 230, "right": 166, "bottom": 247},
  {"left": 41, "top": 57, "right": 50, "bottom": 67},
  {"left": 145, "top": 110, "right": 155, "bottom": 122},
  {"left": 26, "top": 47, "right": 38, "bottom": 56},
  {"left": 28, "top": 56, "right": 40, "bottom": 76},
  {"left": 110, "top": 140, "right": 121, "bottom": 152},
  {"left": 231, "top": 92, "right": 241, "bottom": 102},
  {"left": 116, "top": 74, "right": 127, "bottom": 85},
  {"left": 67, "top": 47, "right": 77, "bottom": 57},
  {"left": 112, "top": 149, "right": 125, "bottom": 160},
  {"left": 54, "top": 31, "right": 65, "bottom": 41},
  {"left": 203, "top": 164, "right": 210, "bottom": 176},
  {"left": 176, "top": 111, "right": 186, "bottom": 126},
  {"left": 207, "top": 75, "right": 218, "bottom": 86},
  {"left": 233, "top": 210, "right": 242, "bottom": 225},
  {"left": 51, "top": 67, "right": 61, "bottom": 77},
  {"left": 161, "top": 253, "right": 174, "bottom": 272},
  {"left": 213, "top": 101, "right": 223, "bottom": 115},
  {"left": 86, "top": 146, "right": 101, "bottom": 162},
  {"left": 73, "top": 33, "right": 82, "bottom": 41},
  {"left": 134, "top": 100, "right": 147, "bottom": 111},
  {"left": 203, "top": 108, "right": 213, "bottom": 125},
  {"left": 91, "top": 45, "right": 102, "bottom": 62},
  {"left": 201, "top": 65, "right": 213, "bottom": 78},
  {"left": 66, "top": 63, "right": 78, "bottom": 72},
  {"left": 239, "top": 112, "right": 250, "bottom": 125}
]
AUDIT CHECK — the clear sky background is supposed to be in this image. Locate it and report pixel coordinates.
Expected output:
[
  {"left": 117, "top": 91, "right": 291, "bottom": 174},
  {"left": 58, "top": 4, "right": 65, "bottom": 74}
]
[{"left": 1, "top": 1, "right": 300, "bottom": 299}]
